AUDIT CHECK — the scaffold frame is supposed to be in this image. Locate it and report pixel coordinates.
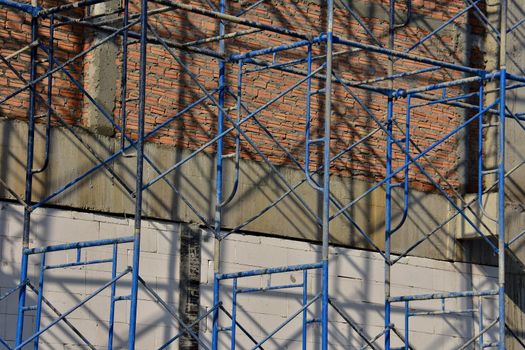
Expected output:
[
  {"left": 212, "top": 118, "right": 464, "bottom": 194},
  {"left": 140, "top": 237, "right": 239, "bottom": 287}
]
[{"left": 0, "top": 0, "right": 523, "bottom": 349}]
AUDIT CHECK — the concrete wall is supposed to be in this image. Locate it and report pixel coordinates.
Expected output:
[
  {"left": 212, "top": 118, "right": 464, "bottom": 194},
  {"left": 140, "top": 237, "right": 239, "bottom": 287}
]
[
  {"left": 0, "top": 118, "right": 460, "bottom": 262},
  {"left": 0, "top": 201, "right": 498, "bottom": 349}
]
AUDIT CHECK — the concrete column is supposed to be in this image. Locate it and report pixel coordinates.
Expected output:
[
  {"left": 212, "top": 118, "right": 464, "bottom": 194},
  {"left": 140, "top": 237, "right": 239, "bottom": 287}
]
[
  {"left": 179, "top": 224, "right": 202, "bottom": 349},
  {"left": 83, "top": 0, "right": 120, "bottom": 136},
  {"left": 483, "top": 0, "right": 501, "bottom": 189}
]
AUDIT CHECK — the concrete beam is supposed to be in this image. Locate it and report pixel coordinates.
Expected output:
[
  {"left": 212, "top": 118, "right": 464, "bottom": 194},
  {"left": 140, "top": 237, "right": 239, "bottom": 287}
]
[{"left": 0, "top": 118, "right": 457, "bottom": 260}]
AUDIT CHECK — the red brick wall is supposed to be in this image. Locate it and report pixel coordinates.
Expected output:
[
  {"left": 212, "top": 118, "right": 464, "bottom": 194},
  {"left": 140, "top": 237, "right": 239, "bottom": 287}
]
[
  {"left": 0, "top": 1, "right": 84, "bottom": 124},
  {"left": 0, "top": 0, "right": 482, "bottom": 192}
]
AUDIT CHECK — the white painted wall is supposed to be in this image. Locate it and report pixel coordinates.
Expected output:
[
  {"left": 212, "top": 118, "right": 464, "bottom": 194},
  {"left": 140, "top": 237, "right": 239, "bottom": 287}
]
[{"left": 0, "top": 202, "right": 498, "bottom": 349}]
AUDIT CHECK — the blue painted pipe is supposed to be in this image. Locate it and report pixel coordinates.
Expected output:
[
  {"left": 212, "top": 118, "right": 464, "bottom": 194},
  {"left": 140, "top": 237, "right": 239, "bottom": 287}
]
[
  {"left": 302, "top": 270, "right": 308, "bottom": 350},
  {"left": 497, "top": 69, "right": 506, "bottom": 350},
  {"left": 211, "top": 273, "right": 220, "bottom": 350},
  {"left": 24, "top": 236, "right": 134, "bottom": 255},
  {"left": 404, "top": 302, "right": 409, "bottom": 350},
  {"left": 230, "top": 35, "right": 325, "bottom": 62},
  {"left": 385, "top": 96, "right": 394, "bottom": 350},
  {"left": 231, "top": 278, "right": 237, "bottom": 350},
  {"left": 388, "top": 289, "right": 499, "bottom": 303},
  {"left": 218, "top": 262, "right": 323, "bottom": 280},
  {"left": 33, "top": 254, "right": 46, "bottom": 350},
  {"left": 16, "top": 13, "right": 38, "bottom": 345},
  {"left": 119, "top": 0, "right": 129, "bottom": 149},
  {"left": 107, "top": 244, "right": 118, "bottom": 350},
  {"left": 0, "top": 0, "right": 41, "bottom": 16},
  {"left": 128, "top": 0, "right": 148, "bottom": 347},
  {"left": 479, "top": 297, "right": 484, "bottom": 349},
  {"left": 237, "top": 283, "right": 304, "bottom": 294},
  {"left": 45, "top": 258, "right": 113, "bottom": 270},
  {"left": 478, "top": 82, "right": 485, "bottom": 208}
]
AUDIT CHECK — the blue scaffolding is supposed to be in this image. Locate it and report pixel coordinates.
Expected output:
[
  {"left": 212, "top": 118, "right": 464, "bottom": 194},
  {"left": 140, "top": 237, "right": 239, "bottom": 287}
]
[{"left": 0, "top": 0, "right": 523, "bottom": 348}]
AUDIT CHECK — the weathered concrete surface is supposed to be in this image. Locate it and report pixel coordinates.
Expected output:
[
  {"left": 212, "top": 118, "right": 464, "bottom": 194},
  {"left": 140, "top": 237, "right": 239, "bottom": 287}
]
[
  {"left": 83, "top": 0, "right": 120, "bottom": 136},
  {"left": 0, "top": 118, "right": 458, "bottom": 261}
]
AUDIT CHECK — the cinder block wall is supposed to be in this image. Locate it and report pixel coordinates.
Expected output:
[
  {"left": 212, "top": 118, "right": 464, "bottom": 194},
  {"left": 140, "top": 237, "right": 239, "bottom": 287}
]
[{"left": 0, "top": 201, "right": 498, "bottom": 349}]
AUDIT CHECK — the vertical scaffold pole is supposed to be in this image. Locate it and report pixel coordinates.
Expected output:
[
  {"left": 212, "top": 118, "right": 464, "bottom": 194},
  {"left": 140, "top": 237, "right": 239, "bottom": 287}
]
[
  {"left": 33, "top": 254, "right": 45, "bottom": 350},
  {"left": 107, "top": 243, "right": 118, "bottom": 350},
  {"left": 128, "top": 0, "right": 147, "bottom": 347},
  {"left": 498, "top": 0, "right": 507, "bottom": 349},
  {"left": 385, "top": 96, "right": 394, "bottom": 350},
  {"left": 321, "top": 1, "right": 334, "bottom": 349},
  {"left": 120, "top": 0, "right": 129, "bottom": 149},
  {"left": 385, "top": 2, "right": 395, "bottom": 348},
  {"left": 212, "top": 0, "right": 227, "bottom": 348},
  {"left": 302, "top": 270, "right": 308, "bottom": 350},
  {"left": 16, "top": 4, "right": 38, "bottom": 345}
]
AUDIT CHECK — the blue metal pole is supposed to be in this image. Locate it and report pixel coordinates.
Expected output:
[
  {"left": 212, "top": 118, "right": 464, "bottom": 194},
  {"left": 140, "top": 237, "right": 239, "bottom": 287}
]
[
  {"left": 321, "top": 1, "right": 334, "bottom": 348},
  {"left": 386, "top": 2, "right": 395, "bottom": 338},
  {"left": 498, "top": 0, "right": 507, "bottom": 347},
  {"left": 215, "top": 0, "right": 226, "bottom": 240},
  {"left": 128, "top": 0, "right": 147, "bottom": 347},
  {"left": 0, "top": 0, "right": 41, "bottom": 16},
  {"left": 24, "top": 236, "right": 134, "bottom": 255},
  {"left": 497, "top": 68, "right": 506, "bottom": 350},
  {"left": 229, "top": 36, "right": 324, "bottom": 62},
  {"left": 120, "top": 0, "right": 129, "bottom": 149},
  {"left": 213, "top": 0, "right": 227, "bottom": 348},
  {"left": 33, "top": 254, "right": 46, "bottom": 350},
  {"left": 479, "top": 297, "right": 484, "bottom": 349},
  {"left": 302, "top": 270, "right": 308, "bottom": 350},
  {"left": 211, "top": 273, "right": 220, "bottom": 350},
  {"left": 478, "top": 81, "right": 484, "bottom": 207},
  {"left": 386, "top": 0, "right": 395, "bottom": 335},
  {"left": 385, "top": 96, "right": 394, "bottom": 350},
  {"left": 107, "top": 244, "right": 118, "bottom": 350},
  {"left": 218, "top": 263, "right": 323, "bottom": 280},
  {"left": 16, "top": 10, "right": 38, "bottom": 345},
  {"left": 388, "top": 289, "right": 499, "bottom": 303},
  {"left": 404, "top": 302, "right": 409, "bottom": 350},
  {"left": 231, "top": 278, "right": 237, "bottom": 349},
  {"left": 15, "top": 253, "right": 28, "bottom": 346}
]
